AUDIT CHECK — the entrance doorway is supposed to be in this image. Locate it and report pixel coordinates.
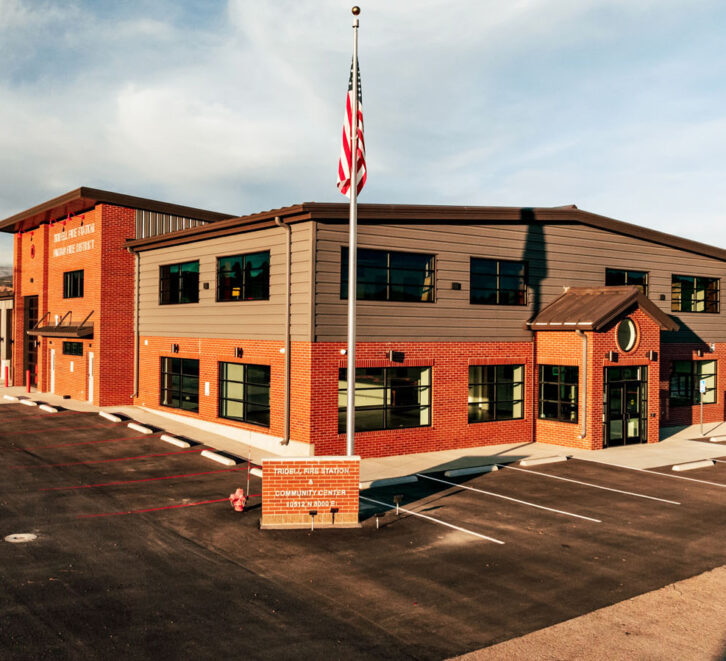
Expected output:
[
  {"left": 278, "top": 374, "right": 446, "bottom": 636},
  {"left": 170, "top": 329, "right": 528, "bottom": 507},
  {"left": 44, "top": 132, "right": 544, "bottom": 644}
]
[
  {"left": 24, "top": 295, "right": 38, "bottom": 387},
  {"left": 604, "top": 366, "right": 648, "bottom": 447}
]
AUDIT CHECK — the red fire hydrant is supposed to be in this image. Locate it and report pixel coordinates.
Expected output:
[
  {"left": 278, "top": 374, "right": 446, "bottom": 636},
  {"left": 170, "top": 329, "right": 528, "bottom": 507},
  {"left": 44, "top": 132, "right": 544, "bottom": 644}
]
[{"left": 229, "top": 488, "right": 247, "bottom": 512}]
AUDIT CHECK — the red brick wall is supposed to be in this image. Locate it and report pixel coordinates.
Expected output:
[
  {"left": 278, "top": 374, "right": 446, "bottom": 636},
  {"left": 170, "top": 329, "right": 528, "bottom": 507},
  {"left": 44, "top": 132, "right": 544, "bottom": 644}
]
[
  {"left": 535, "top": 308, "right": 661, "bottom": 450},
  {"left": 660, "top": 342, "right": 726, "bottom": 427},
  {"left": 12, "top": 205, "right": 136, "bottom": 404},
  {"left": 261, "top": 457, "right": 360, "bottom": 528}
]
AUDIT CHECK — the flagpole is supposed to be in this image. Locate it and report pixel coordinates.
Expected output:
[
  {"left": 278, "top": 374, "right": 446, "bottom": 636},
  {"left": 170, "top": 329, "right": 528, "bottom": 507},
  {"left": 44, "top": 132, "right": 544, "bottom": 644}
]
[{"left": 346, "top": 6, "right": 360, "bottom": 457}]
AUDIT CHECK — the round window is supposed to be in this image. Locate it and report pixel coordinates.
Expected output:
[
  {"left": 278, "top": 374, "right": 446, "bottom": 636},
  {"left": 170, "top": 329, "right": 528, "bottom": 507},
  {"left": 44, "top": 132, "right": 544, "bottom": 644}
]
[{"left": 616, "top": 318, "right": 637, "bottom": 352}]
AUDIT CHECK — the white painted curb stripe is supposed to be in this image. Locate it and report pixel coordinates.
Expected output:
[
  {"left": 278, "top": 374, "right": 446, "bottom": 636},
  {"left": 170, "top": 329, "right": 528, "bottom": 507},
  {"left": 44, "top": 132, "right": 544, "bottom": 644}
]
[
  {"left": 416, "top": 473, "right": 601, "bottom": 523},
  {"left": 360, "top": 475, "right": 418, "bottom": 490},
  {"left": 39, "top": 404, "right": 58, "bottom": 413},
  {"left": 498, "top": 464, "right": 680, "bottom": 505},
  {"left": 3, "top": 395, "right": 18, "bottom": 401},
  {"left": 359, "top": 495, "right": 504, "bottom": 544},
  {"left": 575, "top": 458, "right": 726, "bottom": 489},
  {"left": 672, "top": 459, "right": 716, "bottom": 472},
  {"left": 19, "top": 399, "right": 37, "bottom": 407},
  {"left": 127, "top": 422, "right": 153, "bottom": 434},
  {"left": 159, "top": 434, "right": 191, "bottom": 449},
  {"left": 99, "top": 411, "right": 122, "bottom": 423},
  {"left": 201, "top": 450, "right": 237, "bottom": 466},
  {"left": 250, "top": 467, "right": 263, "bottom": 478},
  {"left": 444, "top": 465, "right": 499, "bottom": 478},
  {"left": 519, "top": 455, "right": 568, "bottom": 467}
]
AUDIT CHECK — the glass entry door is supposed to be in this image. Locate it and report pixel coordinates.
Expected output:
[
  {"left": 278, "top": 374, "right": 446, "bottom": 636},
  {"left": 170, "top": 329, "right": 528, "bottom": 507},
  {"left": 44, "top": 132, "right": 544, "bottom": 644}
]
[
  {"left": 604, "top": 366, "right": 648, "bottom": 447},
  {"left": 24, "top": 295, "right": 38, "bottom": 387}
]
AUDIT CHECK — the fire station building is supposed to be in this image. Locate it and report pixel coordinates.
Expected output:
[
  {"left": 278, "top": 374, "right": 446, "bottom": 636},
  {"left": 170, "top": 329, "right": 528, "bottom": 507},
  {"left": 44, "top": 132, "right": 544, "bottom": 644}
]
[{"left": 5, "top": 190, "right": 726, "bottom": 459}]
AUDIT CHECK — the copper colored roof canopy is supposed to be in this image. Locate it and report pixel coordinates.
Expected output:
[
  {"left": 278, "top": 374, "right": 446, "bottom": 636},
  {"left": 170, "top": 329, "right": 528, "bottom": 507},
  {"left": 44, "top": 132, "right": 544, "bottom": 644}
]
[
  {"left": 526, "top": 286, "right": 679, "bottom": 331},
  {"left": 27, "top": 324, "right": 94, "bottom": 338}
]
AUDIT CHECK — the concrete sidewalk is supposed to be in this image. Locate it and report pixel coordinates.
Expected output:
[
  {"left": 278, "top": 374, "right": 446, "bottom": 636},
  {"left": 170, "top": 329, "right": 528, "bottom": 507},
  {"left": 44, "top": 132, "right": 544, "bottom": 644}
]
[{"left": 4, "top": 386, "right": 726, "bottom": 481}]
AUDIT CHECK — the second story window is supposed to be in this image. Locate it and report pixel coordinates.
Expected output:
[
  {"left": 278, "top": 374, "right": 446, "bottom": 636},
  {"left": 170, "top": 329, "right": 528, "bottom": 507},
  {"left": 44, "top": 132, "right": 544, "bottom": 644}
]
[
  {"left": 470, "top": 258, "right": 527, "bottom": 305},
  {"left": 605, "top": 268, "right": 648, "bottom": 295},
  {"left": 159, "top": 261, "right": 199, "bottom": 305},
  {"left": 217, "top": 251, "right": 270, "bottom": 302},
  {"left": 341, "top": 248, "right": 435, "bottom": 302},
  {"left": 671, "top": 275, "right": 719, "bottom": 313},
  {"left": 63, "top": 270, "right": 84, "bottom": 298}
]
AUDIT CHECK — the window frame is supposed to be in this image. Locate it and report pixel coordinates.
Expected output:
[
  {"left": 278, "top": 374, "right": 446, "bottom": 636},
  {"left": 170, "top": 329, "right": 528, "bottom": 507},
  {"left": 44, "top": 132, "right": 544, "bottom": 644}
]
[
  {"left": 216, "top": 250, "right": 271, "bottom": 302},
  {"left": 605, "top": 268, "right": 649, "bottom": 296},
  {"left": 63, "top": 269, "right": 84, "bottom": 299},
  {"left": 62, "top": 341, "right": 83, "bottom": 356},
  {"left": 160, "top": 357, "right": 199, "bottom": 412},
  {"left": 338, "top": 366, "right": 432, "bottom": 433},
  {"left": 340, "top": 247, "right": 436, "bottom": 303},
  {"left": 538, "top": 364, "right": 579, "bottom": 423},
  {"left": 468, "top": 364, "right": 525, "bottom": 423},
  {"left": 218, "top": 362, "right": 271, "bottom": 427},
  {"left": 159, "top": 261, "right": 200, "bottom": 305},
  {"left": 669, "top": 360, "right": 717, "bottom": 407},
  {"left": 469, "top": 257, "right": 527, "bottom": 306},
  {"left": 671, "top": 274, "right": 720, "bottom": 314}
]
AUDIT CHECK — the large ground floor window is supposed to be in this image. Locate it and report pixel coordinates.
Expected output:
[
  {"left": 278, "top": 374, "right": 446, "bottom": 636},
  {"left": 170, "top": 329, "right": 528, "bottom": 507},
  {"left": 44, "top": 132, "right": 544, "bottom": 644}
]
[
  {"left": 160, "top": 357, "right": 199, "bottom": 412},
  {"left": 468, "top": 364, "right": 524, "bottom": 423},
  {"left": 338, "top": 366, "right": 431, "bottom": 433},
  {"left": 670, "top": 360, "right": 716, "bottom": 406},
  {"left": 219, "top": 362, "right": 271, "bottom": 427},
  {"left": 538, "top": 365, "right": 579, "bottom": 423}
]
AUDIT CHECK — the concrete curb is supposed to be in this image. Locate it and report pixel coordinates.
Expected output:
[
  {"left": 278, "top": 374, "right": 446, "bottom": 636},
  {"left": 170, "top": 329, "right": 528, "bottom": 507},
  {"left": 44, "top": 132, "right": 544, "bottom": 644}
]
[
  {"left": 250, "top": 467, "right": 263, "bottom": 478},
  {"left": 200, "top": 450, "right": 238, "bottom": 466},
  {"left": 127, "top": 422, "right": 153, "bottom": 434},
  {"left": 99, "top": 411, "right": 123, "bottom": 423},
  {"left": 445, "top": 465, "right": 499, "bottom": 478},
  {"left": 709, "top": 436, "right": 726, "bottom": 442},
  {"left": 19, "top": 399, "right": 37, "bottom": 407},
  {"left": 39, "top": 404, "right": 58, "bottom": 413},
  {"left": 360, "top": 475, "right": 418, "bottom": 490},
  {"left": 3, "top": 395, "right": 18, "bottom": 401},
  {"left": 520, "top": 455, "right": 569, "bottom": 467},
  {"left": 672, "top": 459, "right": 716, "bottom": 472},
  {"left": 159, "top": 434, "right": 191, "bottom": 449}
]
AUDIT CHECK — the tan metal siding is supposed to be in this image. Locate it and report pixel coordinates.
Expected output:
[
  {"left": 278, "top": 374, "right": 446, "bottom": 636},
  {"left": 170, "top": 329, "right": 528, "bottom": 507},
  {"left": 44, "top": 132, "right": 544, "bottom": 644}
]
[
  {"left": 138, "top": 224, "right": 312, "bottom": 341},
  {"left": 314, "top": 222, "right": 726, "bottom": 343}
]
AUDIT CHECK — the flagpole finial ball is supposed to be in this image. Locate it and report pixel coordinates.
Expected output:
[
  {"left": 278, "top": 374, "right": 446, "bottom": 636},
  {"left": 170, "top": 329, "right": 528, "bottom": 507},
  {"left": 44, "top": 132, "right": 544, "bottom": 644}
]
[{"left": 351, "top": 6, "right": 360, "bottom": 15}]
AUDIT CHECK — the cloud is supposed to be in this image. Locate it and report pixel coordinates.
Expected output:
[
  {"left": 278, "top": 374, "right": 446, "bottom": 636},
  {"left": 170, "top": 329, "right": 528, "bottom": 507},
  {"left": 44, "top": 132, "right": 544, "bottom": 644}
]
[{"left": 0, "top": 0, "right": 724, "bottom": 266}]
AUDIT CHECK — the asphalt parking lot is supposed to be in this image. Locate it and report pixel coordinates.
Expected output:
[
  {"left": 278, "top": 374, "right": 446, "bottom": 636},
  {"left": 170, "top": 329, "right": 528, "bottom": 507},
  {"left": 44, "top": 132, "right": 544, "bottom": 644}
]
[{"left": 2, "top": 401, "right": 726, "bottom": 660}]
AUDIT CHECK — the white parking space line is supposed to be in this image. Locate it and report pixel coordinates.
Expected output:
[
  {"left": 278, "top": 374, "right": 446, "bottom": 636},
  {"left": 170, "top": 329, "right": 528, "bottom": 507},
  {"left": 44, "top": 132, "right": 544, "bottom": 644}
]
[
  {"left": 575, "top": 458, "right": 726, "bottom": 489},
  {"left": 416, "top": 473, "right": 601, "bottom": 523},
  {"left": 359, "top": 495, "right": 505, "bottom": 544},
  {"left": 496, "top": 464, "right": 680, "bottom": 505}
]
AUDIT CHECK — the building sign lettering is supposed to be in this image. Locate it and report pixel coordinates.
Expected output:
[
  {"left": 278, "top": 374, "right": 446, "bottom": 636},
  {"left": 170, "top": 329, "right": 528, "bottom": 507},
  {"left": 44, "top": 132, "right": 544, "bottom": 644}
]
[{"left": 52, "top": 223, "right": 96, "bottom": 258}]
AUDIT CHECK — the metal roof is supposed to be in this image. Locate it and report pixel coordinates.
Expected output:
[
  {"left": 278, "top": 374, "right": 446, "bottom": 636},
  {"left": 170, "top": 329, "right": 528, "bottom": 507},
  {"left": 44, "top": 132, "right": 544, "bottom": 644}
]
[{"left": 526, "top": 286, "right": 679, "bottom": 331}]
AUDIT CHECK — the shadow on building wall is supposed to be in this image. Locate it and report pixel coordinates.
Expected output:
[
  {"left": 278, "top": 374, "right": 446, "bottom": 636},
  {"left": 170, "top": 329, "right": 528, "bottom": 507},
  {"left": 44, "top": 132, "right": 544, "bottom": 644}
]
[{"left": 521, "top": 209, "right": 548, "bottom": 321}]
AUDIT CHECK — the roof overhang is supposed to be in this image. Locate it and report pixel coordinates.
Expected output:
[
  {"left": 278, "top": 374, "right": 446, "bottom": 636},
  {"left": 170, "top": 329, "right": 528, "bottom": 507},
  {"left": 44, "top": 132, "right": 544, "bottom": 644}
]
[
  {"left": 0, "top": 187, "right": 235, "bottom": 234},
  {"left": 526, "top": 286, "right": 679, "bottom": 332},
  {"left": 27, "top": 325, "right": 94, "bottom": 339}
]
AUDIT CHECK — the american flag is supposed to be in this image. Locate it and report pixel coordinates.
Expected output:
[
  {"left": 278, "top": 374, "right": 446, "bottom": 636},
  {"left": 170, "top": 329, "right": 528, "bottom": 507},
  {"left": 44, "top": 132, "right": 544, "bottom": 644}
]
[{"left": 337, "top": 60, "right": 367, "bottom": 197}]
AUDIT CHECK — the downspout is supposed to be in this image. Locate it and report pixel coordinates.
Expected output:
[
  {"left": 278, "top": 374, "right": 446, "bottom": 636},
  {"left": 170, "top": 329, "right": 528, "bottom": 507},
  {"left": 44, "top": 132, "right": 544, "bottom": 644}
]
[
  {"left": 275, "top": 216, "right": 291, "bottom": 445},
  {"left": 576, "top": 329, "right": 587, "bottom": 439},
  {"left": 128, "top": 248, "right": 140, "bottom": 399}
]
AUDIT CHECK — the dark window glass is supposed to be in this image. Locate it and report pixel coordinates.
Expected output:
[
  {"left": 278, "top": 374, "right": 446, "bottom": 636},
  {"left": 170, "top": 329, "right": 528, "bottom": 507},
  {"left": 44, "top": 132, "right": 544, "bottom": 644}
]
[
  {"left": 217, "top": 251, "right": 270, "bottom": 302},
  {"left": 538, "top": 365, "right": 579, "bottom": 423},
  {"left": 218, "top": 362, "right": 271, "bottom": 427},
  {"left": 62, "top": 341, "right": 83, "bottom": 356},
  {"left": 338, "top": 366, "right": 431, "bottom": 432},
  {"left": 605, "top": 268, "right": 648, "bottom": 295},
  {"left": 669, "top": 360, "right": 717, "bottom": 406},
  {"left": 671, "top": 275, "right": 719, "bottom": 313},
  {"left": 470, "top": 258, "right": 527, "bottom": 305},
  {"left": 468, "top": 365, "right": 524, "bottom": 423},
  {"left": 160, "top": 357, "right": 199, "bottom": 412},
  {"left": 63, "top": 270, "right": 84, "bottom": 298},
  {"left": 159, "top": 261, "right": 199, "bottom": 305},
  {"left": 341, "top": 248, "right": 435, "bottom": 302}
]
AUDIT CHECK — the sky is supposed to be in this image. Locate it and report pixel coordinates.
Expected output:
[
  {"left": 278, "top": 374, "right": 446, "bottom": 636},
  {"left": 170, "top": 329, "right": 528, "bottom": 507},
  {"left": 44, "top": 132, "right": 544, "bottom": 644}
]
[{"left": 0, "top": 0, "right": 725, "bottom": 265}]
